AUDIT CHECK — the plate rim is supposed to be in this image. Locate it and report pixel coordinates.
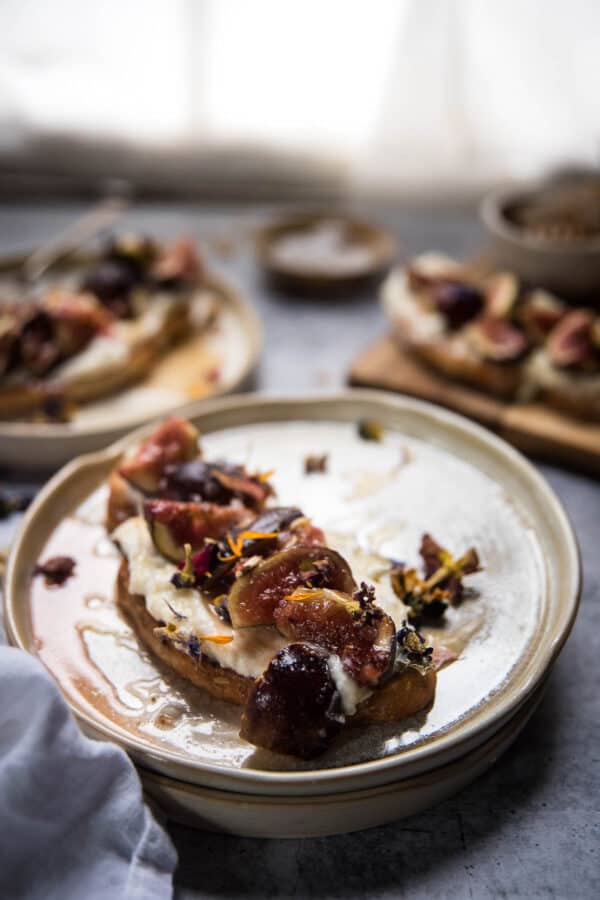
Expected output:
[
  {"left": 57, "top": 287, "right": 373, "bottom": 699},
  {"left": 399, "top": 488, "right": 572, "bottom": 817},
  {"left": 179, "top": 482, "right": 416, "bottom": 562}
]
[
  {"left": 4, "top": 389, "right": 581, "bottom": 793},
  {"left": 139, "top": 681, "right": 546, "bottom": 837}
]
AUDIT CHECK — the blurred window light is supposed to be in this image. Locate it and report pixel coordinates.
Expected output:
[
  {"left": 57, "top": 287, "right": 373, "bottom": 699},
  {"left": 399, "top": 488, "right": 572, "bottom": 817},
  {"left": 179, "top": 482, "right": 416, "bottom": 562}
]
[{"left": 0, "top": 0, "right": 598, "bottom": 192}]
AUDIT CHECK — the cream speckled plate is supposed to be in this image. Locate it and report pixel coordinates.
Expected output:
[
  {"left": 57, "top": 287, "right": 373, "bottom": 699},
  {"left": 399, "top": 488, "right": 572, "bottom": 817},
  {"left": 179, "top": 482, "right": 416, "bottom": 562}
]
[
  {"left": 4, "top": 392, "right": 580, "bottom": 819},
  {"left": 139, "top": 679, "right": 547, "bottom": 837},
  {"left": 0, "top": 252, "right": 262, "bottom": 470}
]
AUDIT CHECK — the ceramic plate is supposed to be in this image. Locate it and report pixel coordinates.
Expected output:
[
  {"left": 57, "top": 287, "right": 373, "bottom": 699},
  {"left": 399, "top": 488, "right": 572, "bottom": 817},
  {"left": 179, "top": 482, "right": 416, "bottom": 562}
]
[
  {"left": 4, "top": 392, "right": 580, "bottom": 800},
  {"left": 140, "top": 680, "right": 546, "bottom": 837},
  {"left": 0, "top": 252, "right": 262, "bottom": 469}
]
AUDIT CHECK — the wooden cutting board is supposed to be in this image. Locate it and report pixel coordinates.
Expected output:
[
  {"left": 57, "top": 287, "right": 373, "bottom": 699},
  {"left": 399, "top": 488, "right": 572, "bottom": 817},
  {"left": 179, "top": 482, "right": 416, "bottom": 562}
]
[{"left": 349, "top": 335, "right": 600, "bottom": 475}]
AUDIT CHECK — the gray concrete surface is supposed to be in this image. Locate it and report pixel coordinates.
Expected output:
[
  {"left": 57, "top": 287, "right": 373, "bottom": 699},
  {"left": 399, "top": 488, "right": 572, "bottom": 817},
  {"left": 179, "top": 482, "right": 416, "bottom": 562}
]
[{"left": 1, "top": 202, "right": 597, "bottom": 900}]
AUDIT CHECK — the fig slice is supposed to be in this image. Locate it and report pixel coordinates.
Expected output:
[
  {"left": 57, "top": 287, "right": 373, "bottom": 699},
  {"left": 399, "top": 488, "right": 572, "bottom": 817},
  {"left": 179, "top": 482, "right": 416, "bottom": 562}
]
[
  {"left": 517, "top": 289, "right": 566, "bottom": 344},
  {"left": 239, "top": 642, "right": 344, "bottom": 759},
  {"left": 245, "top": 506, "right": 303, "bottom": 535},
  {"left": 547, "top": 309, "right": 595, "bottom": 368},
  {"left": 81, "top": 258, "right": 138, "bottom": 317},
  {"left": 159, "top": 459, "right": 273, "bottom": 510},
  {"left": 485, "top": 272, "right": 519, "bottom": 319},
  {"left": 466, "top": 316, "right": 528, "bottom": 362},
  {"left": 119, "top": 418, "right": 200, "bottom": 493},
  {"left": 0, "top": 310, "right": 21, "bottom": 377},
  {"left": 19, "top": 309, "right": 61, "bottom": 376},
  {"left": 431, "top": 281, "right": 483, "bottom": 329},
  {"left": 144, "top": 498, "right": 248, "bottom": 562},
  {"left": 274, "top": 586, "right": 397, "bottom": 686},
  {"left": 227, "top": 546, "right": 356, "bottom": 628},
  {"left": 151, "top": 236, "right": 204, "bottom": 286}
]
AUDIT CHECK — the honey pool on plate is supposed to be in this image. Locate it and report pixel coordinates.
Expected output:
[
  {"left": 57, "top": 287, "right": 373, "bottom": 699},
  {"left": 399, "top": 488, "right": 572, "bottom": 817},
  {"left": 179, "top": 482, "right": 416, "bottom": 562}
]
[{"left": 30, "top": 420, "right": 544, "bottom": 772}]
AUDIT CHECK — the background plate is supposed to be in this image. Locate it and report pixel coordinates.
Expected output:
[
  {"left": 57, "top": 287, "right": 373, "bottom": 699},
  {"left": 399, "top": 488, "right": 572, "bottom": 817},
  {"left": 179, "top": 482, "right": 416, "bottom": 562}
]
[
  {"left": 4, "top": 392, "right": 580, "bottom": 798},
  {"left": 0, "top": 251, "right": 262, "bottom": 469}
]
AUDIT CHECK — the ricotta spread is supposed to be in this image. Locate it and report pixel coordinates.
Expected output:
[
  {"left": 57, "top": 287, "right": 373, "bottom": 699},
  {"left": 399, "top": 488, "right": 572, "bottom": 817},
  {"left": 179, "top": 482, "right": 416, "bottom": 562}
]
[
  {"left": 113, "top": 516, "right": 288, "bottom": 678},
  {"left": 381, "top": 269, "right": 445, "bottom": 343},
  {"left": 526, "top": 349, "right": 600, "bottom": 398},
  {"left": 113, "top": 515, "right": 374, "bottom": 711},
  {"left": 327, "top": 654, "right": 372, "bottom": 715}
]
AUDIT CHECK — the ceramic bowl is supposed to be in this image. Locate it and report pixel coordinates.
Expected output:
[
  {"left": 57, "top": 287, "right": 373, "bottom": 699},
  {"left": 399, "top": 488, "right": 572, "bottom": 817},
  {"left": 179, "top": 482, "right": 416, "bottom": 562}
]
[
  {"left": 255, "top": 211, "right": 397, "bottom": 295},
  {"left": 481, "top": 186, "right": 600, "bottom": 301}
]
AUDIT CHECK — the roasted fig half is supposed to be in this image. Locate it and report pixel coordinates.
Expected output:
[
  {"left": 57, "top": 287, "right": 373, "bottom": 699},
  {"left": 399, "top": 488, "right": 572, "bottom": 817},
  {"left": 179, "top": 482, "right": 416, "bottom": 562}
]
[
  {"left": 485, "top": 272, "right": 519, "bottom": 319},
  {"left": 517, "top": 290, "right": 565, "bottom": 344},
  {"left": 144, "top": 498, "right": 248, "bottom": 562},
  {"left": 241, "top": 507, "right": 325, "bottom": 553},
  {"left": 431, "top": 281, "right": 483, "bottom": 329},
  {"left": 547, "top": 309, "right": 596, "bottom": 369},
  {"left": 239, "top": 642, "right": 344, "bottom": 758},
  {"left": 19, "top": 309, "right": 61, "bottom": 376},
  {"left": 0, "top": 310, "right": 22, "bottom": 377},
  {"left": 81, "top": 258, "right": 138, "bottom": 317},
  {"left": 227, "top": 546, "right": 356, "bottom": 628},
  {"left": 119, "top": 418, "right": 200, "bottom": 493},
  {"left": 159, "top": 459, "right": 273, "bottom": 510},
  {"left": 466, "top": 316, "right": 528, "bottom": 363},
  {"left": 151, "top": 237, "right": 204, "bottom": 287},
  {"left": 274, "top": 587, "right": 396, "bottom": 686}
]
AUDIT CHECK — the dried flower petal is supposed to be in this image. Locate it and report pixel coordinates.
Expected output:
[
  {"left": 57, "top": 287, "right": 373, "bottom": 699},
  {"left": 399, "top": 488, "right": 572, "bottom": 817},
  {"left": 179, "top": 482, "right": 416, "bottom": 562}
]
[
  {"left": 33, "top": 556, "right": 76, "bottom": 587},
  {"left": 304, "top": 454, "right": 328, "bottom": 474},
  {"left": 396, "top": 621, "right": 433, "bottom": 670}
]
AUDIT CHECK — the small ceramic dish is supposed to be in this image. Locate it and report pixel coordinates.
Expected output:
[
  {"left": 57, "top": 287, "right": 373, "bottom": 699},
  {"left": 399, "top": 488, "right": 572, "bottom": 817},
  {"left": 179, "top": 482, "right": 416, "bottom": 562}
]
[
  {"left": 481, "top": 185, "right": 600, "bottom": 301},
  {"left": 4, "top": 391, "right": 580, "bottom": 833},
  {"left": 0, "top": 251, "right": 262, "bottom": 469},
  {"left": 255, "top": 211, "right": 397, "bottom": 295}
]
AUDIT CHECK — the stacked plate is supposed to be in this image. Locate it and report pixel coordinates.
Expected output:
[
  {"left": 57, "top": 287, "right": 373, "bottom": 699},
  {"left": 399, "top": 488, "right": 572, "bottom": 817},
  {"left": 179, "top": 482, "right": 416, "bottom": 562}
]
[{"left": 4, "top": 392, "right": 580, "bottom": 837}]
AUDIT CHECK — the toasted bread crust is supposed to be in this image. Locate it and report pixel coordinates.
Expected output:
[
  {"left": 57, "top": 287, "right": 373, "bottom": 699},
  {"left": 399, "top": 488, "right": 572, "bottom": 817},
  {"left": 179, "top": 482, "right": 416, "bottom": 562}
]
[
  {"left": 0, "top": 302, "right": 189, "bottom": 419},
  {"left": 411, "top": 338, "right": 523, "bottom": 399},
  {"left": 116, "top": 561, "right": 437, "bottom": 724},
  {"left": 107, "top": 471, "right": 141, "bottom": 533},
  {"left": 117, "top": 561, "right": 251, "bottom": 705},
  {"left": 539, "top": 384, "right": 600, "bottom": 421}
]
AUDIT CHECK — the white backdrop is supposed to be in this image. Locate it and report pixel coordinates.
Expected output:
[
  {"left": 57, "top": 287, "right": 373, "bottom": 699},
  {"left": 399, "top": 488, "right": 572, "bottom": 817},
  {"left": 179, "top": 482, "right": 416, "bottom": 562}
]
[{"left": 0, "top": 0, "right": 598, "bottom": 192}]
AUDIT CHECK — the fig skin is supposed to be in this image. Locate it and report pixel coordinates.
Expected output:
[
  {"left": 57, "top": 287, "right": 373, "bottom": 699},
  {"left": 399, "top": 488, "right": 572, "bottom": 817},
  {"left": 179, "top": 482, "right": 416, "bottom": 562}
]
[
  {"left": 119, "top": 418, "right": 200, "bottom": 493},
  {"left": 239, "top": 642, "right": 344, "bottom": 759},
  {"left": 193, "top": 508, "right": 326, "bottom": 599},
  {"left": 0, "top": 317, "right": 20, "bottom": 377},
  {"left": 485, "top": 272, "right": 519, "bottom": 319},
  {"left": 466, "top": 316, "right": 528, "bottom": 363},
  {"left": 431, "top": 281, "right": 483, "bottom": 329},
  {"left": 242, "top": 507, "right": 325, "bottom": 553},
  {"left": 227, "top": 547, "right": 356, "bottom": 628},
  {"left": 517, "top": 290, "right": 565, "bottom": 344},
  {"left": 19, "top": 310, "right": 60, "bottom": 376},
  {"left": 81, "top": 258, "right": 138, "bottom": 316},
  {"left": 151, "top": 236, "right": 204, "bottom": 287},
  {"left": 144, "top": 498, "right": 248, "bottom": 562},
  {"left": 17, "top": 292, "right": 108, "bottom": 377},
  {"left": 547, "top": 309, "right": 596, "bottom": 369},
  {"left": 159, "top": 459, "right": 272, "bottom": 510},
  {"left": 274, "top": 588, "right": 397, "bottom": 686}
]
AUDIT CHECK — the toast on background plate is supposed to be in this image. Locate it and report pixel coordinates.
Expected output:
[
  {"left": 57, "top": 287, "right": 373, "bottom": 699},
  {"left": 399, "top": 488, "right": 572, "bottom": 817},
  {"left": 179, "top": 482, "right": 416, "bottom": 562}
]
[
  {"left": 0, "top": 235, "right": 212, "bottom": 420},
  {"left": 382, "top": 253, "right": 600, "bottom": 419}
]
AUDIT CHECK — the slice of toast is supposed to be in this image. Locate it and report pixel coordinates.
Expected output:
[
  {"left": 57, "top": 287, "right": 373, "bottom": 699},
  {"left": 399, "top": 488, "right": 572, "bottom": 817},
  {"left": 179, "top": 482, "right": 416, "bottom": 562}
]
[
  {"left": 116, "top": 560, "right": 436, "bottom": 726},
  {"left": 0, "top": 300, "right": 191, "bottom": 418}
]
